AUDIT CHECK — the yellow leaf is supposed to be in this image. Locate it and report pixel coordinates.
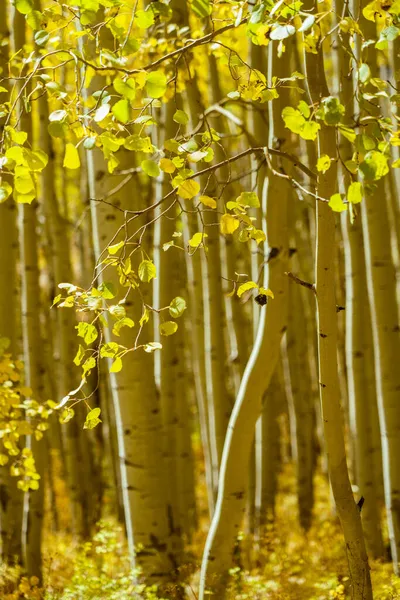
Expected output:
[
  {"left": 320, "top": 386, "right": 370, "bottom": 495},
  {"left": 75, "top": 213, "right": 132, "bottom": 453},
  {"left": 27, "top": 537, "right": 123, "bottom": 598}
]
[
  {"left": 199, "top": 195, "right": 217, "bottom": 209},
  {"left": 63, "top": 143, "right": 80, "bottom": 169},
  {"left": 188, "top": 232, "right": 208, "bottom": 248},
  {"left": 328, "top": 193, "right": 347, "bottom": 212},
  {"left": 160, "top": 321, "right": 178, "bottom": 336},
  {"left": 160, "top": 158, "right": 176, "bottom": 173},
  {"left": 178, "top": 179, "right": 200, "bottom": 199},
  {"left": 220, "top": 213, "right": 239, "bottom": 235},
  {"left": 317, "top": 155, "right": 331, "bottom": 173},
  {"left": 110, "top": 357, "right": 122, "bottom": 373},
  {"left": 347, "top": 182, "right": 363, "bottom": 204},
  {"left": 258, "top": 287, "right": 274, "bottom": 299},
  {"left": 237, "top": 281, "right": 258, "bottom": 298}
]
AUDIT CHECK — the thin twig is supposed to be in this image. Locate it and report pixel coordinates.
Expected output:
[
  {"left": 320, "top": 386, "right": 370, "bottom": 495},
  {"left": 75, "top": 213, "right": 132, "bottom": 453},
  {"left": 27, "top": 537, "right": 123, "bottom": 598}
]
[{"left": 286, "top": 271, "right": 316, "bottom": 294}]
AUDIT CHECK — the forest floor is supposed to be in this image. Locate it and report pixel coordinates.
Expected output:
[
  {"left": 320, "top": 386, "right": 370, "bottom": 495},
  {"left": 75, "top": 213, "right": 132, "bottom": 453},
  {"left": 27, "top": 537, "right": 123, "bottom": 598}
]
[{"left": 1, "top": 464, "right": 400, "bottom": 600}]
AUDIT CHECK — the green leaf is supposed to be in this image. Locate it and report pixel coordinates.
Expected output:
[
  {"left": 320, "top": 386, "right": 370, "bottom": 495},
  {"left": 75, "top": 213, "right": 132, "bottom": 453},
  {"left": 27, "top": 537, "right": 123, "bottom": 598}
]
[
  {"left": 114, "top": 78, "right": 136, "bottom": 100},
  {"left": 73, "top": 345, "right": 85, "bottom": 366},
  {"left": 347, "top": 181, "right": 363, "bottom": 204},
  {"left": 26, "top": 9, "right": 43, "bottom": 29},
  {"left": 82, "top": 356, "right": 96, "bottom": 375},
  {"left": 301, "top": 121, "right": 320, "bottom": 141},
  {"left": 376, "top": 26, "right": 400, "bottom": 49},
  {"left": 146, "top": 71, "right": 167, "bottom": 98},
  {"left": 359, "top": 63, "right": 371, "bottom": 83},
  {"left": 173, "top": 110, "right": 189, "bottom": 125},
  {"left": 34, "top": 30, "right": 49, "bottom": 46},
  {"left": 320, "top": 96, "right": 345, "bottom": 125},
  {"left": 169, "top": 297, "right": 187, "bottom": 318},
  {"left": 16, "top": 0, "right": 33, "bottom": 14},
  {"left": 141, "top": 159, "right": 160, "bottom": 178},
  {"left": 135, "top": 8, "right": 155, "bottom": 28},
  {"left": 139, "top": 307, "right": 150, "bottom": 326},
  {"left": 297, "top": 100, "right": 311, "bottom": 118},
  {"left": 109, "top": 304, "right": 126, "bottom": 319},
  {"left": 110, "top": 357, "right": 123, "bottom": 373},
  {"left": 100, "top": 342, "right": 119, "bottom": 358},
  {"left": 112, "top": 98, "right": 130, "bottom": 124},
  {"left": 84, "top": 407, "right": 102, "bottom": 429},
  {"left": 76, "top": 322, "right": 98, "bottom": 345},
  {"left": 59, "top": 407, "right": 74, "bottom": 424},
  {"left": 98, "top": 281, "right": 116, "bottom": 299},
  {"left": 138, "top": 259, "right": 156, "bottom": 282},
  {"left": 112, "top": 317, "right": 134, "bottom": 336},
  {"left": 359, "top": 151, "right": 389, "bottom": 181},
  {"left": 282, "top": 107, "right": 305, "bottom": 134},
  {"left": 0, "top": 183, "right": 13, "bottom": 203},
  {"left": 124, "top": 134, "right": 154, "bottom": 152},
  {"left": 237, "top": 281, "right": 258, "bottom": 298},
  {"left": 192, "top": 0, "right": 212, "bottom": 18},
  {"left": 48, "top": 122, "right": 67, "bottom": 139},
  {"left": 328, "top": 193, "right": 347, "bottom": 212},
  {"left": 160, "top": 321, "right": 178, "bottom": 336},
  {"left": 237, "top": 191, "right": 260, "bottom": 207},
  {"left": 63, "top": 143, "right": 80, "bottom": 169},
  {"left": 339, "top": 125, "right": 356, "bottom": 143}
]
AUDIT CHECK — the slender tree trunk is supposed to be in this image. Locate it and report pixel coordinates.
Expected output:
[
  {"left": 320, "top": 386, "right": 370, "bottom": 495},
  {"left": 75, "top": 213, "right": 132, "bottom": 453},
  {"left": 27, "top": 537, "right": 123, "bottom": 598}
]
[
  {"left": 336, "top": 0, "right": 384, "bottom": 555},
  {"left": 9, "top": 6, "right": 45, "bottom": 578},
  {"left": 199, "top": 41, "right": 290, "bottom": 598},
  {"left": 38, "top": 96, "right": 88, "bottom": 538},
  {"left": 154, "top": 100, "right": 191, "bottom": 564},
  {"left": 342, "top": 214, "right": 385, "bottom": 557},
  {"left": 0, "top": 3, "right": 23, "bottom": 567},
  {"left": 359, "top": 1, "right": 400, "bottom": 572},
  {"left": 180, "top": 11, "right": 233, "bottom": 493},
  {"left": 303, "top": 4, "right": 372, "bottom": 594},
  {"left": 19, "top": 201, "right": 46, "bottom": 581},
  {"left": 255, "top": 367, "right": 282, "bottom": 534},
  {"left": 284, "top": 275, "right": 315, "bottom": 530},
  {"left": 83, "top": 33, "right": 173, "bottom": 581}
]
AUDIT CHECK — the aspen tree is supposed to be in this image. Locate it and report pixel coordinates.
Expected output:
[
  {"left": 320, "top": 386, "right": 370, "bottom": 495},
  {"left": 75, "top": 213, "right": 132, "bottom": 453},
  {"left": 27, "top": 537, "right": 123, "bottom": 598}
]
[
  {"left": 10, "top": 4, "right": 46, "bottom": 580},
  {"left": 164, "top": 1, "right": 214, "bottom": 511},
  {"left": 247, "top": 42, "right": 271, "bottom": 535},
  {"left": 19, "top": 202, "right": 46, "bottom": 581},
  {"left": 336, "top": 0, "right": 384, "bottom": 555},
  {"left": 185, "top": 82, "right": 232, "bottom": 490},
  {"left": 255, "top": 369, "right": 282, "bottom": 533},
  {"left": 83, "top": 26, "right": 173, "bottom": 583},
  {"left": 0, "top": 0, "right": 23, "bottom": 564},
  {"left": 37, "top": 89, "right": 89, "bottom": 539},
  {"left": 199, "top": 40, "right": 290, "bottom": 600},
  {"left": 359, "top": 1, "right": 400, "bottom": 571},
  {"left": 303, "top": 1, "right": 372, "bottom": 595},
  {"left": 285, "top": 276, "right": 315, "bottom": 530},
  {"left": 207, "top": 54, "right": 249, "bottom": 387},
  {"left": 173, "top": 4, "right": 233, "bottom": 494},
  {"left": 154, "top": 100, "right": 190, "bottom": 560},
  {"left": 342, "top": 213, "right": 385, "bottom": 557}
]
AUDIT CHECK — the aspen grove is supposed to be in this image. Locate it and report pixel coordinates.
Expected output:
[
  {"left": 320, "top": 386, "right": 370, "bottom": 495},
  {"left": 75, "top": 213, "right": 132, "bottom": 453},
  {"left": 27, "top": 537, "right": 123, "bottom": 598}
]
[{"left": 1, "top": 0, "right": 400, "bottom": 598}]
